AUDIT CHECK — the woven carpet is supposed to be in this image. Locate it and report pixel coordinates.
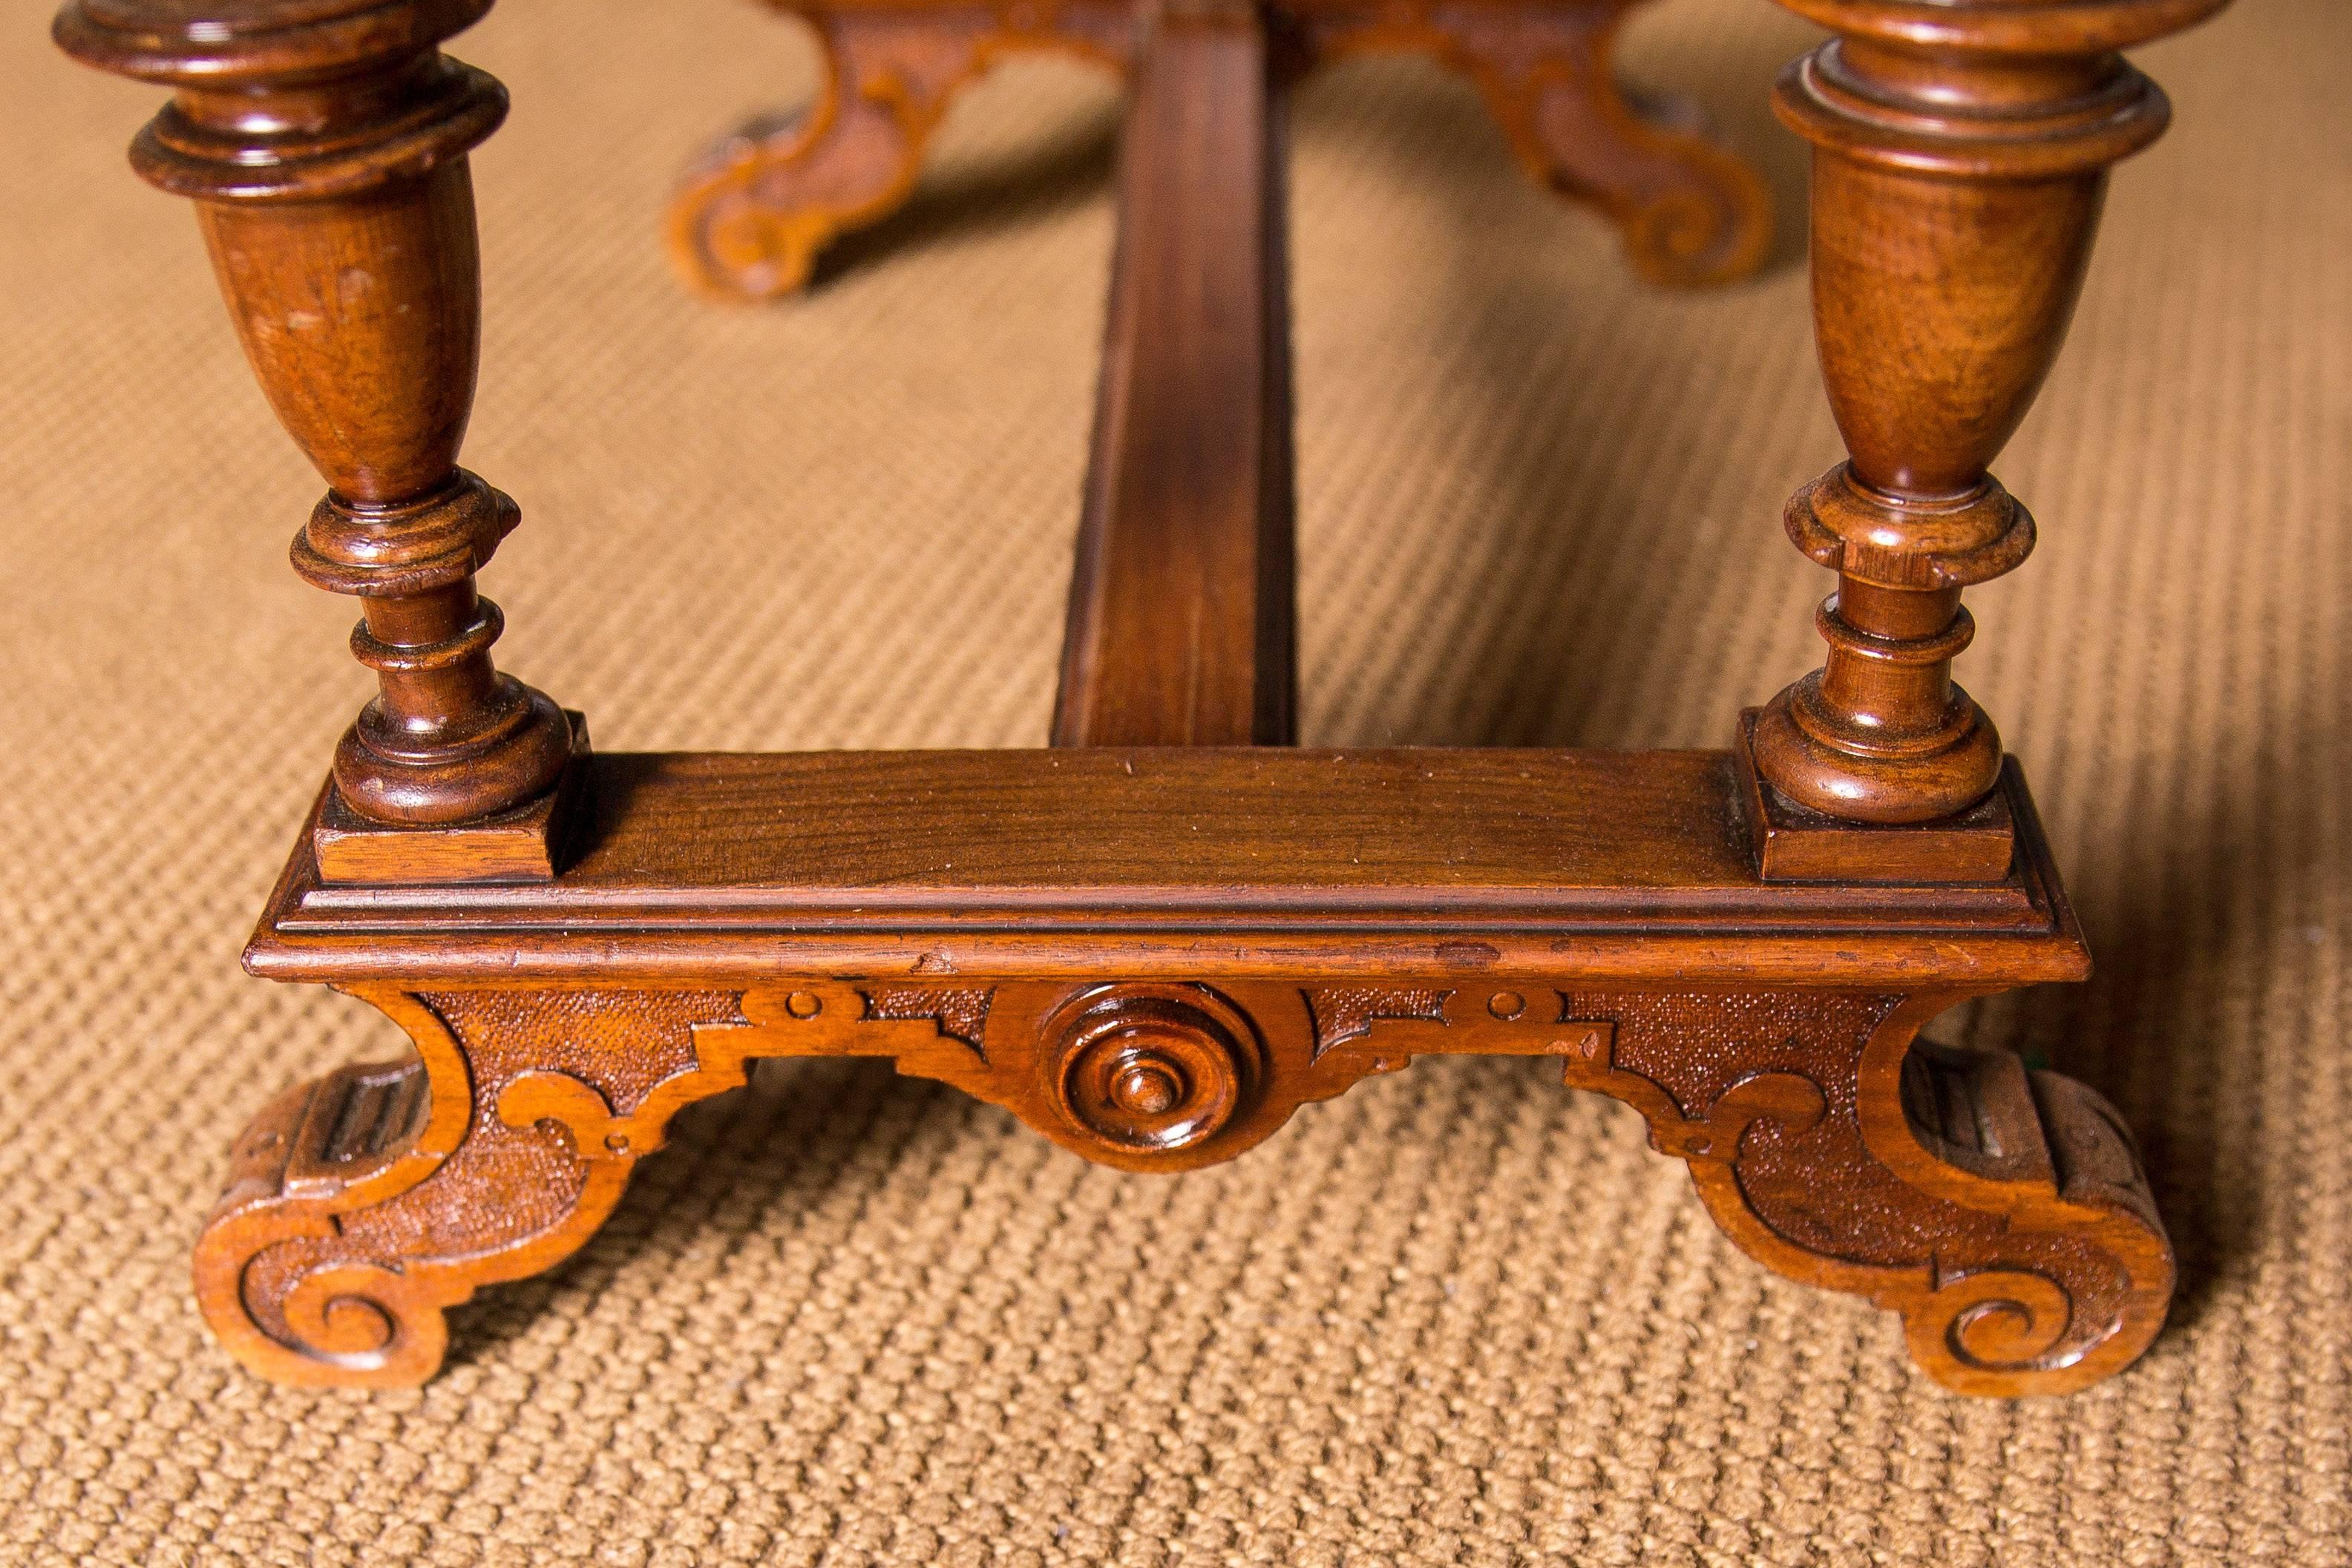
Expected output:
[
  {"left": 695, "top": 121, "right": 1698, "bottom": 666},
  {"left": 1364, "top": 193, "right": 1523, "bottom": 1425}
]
[{"left": 2, "top": 0, "right": 2345, "bottom": 1562}]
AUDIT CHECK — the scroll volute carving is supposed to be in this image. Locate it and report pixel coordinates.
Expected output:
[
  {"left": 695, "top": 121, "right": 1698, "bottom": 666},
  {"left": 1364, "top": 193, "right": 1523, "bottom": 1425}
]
[
  {"left": 188, "top": 976, "right": 2175, "bottom": 1394},
  {"left": 1044, "top": 984, "right": 1265, "bottom": 1155},
  {"left": 734, "top": 980, "right": 1296, "bottom": 1172},
  {"left": 728, "top": 978, "right": 1602, "bottom": 1172}
]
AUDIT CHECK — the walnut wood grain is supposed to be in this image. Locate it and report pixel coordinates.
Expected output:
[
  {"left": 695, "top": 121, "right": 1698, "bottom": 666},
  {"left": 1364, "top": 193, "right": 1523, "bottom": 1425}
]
[
  {"left": 56, "top": 0, "right": 2231, "bottom": 1403},
  {"left": 196, "top": 973, "right": 2167, "bottom": 1396},
  {"left": 309, "top": 714, "right": 593, "bottom": 884},
  {"left": 666, "top": 0, "right": 1770, "bottom": 299},
  {"left": 244, "top": 747, "right": 2091, "bottom": 986},
  {"left": 1745, "top": 0, "right": 2230, "bottom": 826},
  {"left": 1051, "top": 6, "right": 1295, "bottom": 747},
  {"left": 1735, "top": 709, "right": 2018, "bottom": 883},
  {"left": 56, "top": 0, "right": 582, "bottom": 846}
]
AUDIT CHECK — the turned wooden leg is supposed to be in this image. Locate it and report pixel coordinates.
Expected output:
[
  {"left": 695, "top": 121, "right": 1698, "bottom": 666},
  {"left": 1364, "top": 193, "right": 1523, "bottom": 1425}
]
[
  {"left": 1746, "top": 0, "right": 2226, "bottom": 828},
  {"left": 1291, "top": 0, "right": 1771, "bottom": 287},
  {"left": 57, "top": 1, "right": 578, "bottom": 867},
  {"left": 668, "top": 2, "right": 1136, "bottom": 300}
]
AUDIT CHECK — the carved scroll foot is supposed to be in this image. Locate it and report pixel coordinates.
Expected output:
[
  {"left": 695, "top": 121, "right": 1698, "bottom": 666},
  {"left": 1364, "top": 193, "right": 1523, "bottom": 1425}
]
[
  {"left": 1294, "top": 1, "right": 1772, "bottom": 287},
  {"left": 670, "top": 2, "right": 1767, "bottom": 299},
  {"left": 194, "top": 980, "right": 2167, "bottom": 1395},
  {"left": 194, "top": 987, "right": 753, "bottom": 1388},
  {"left": 1559, "top": 992, "right": 2174, "bottom": 1396},
  {"left": 667, "top": 4, "right": 1132, "bottom": 300}
]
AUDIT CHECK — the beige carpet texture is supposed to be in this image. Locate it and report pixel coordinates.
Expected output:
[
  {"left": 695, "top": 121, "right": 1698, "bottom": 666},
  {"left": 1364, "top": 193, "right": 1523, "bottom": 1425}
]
[{"left": 2, "top": 0, "right": 2346, "bottom": 1563}]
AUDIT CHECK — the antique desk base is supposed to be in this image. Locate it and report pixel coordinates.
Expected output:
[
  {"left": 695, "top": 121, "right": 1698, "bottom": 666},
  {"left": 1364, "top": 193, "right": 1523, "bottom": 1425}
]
[{"left": 58, "top": 0, "right": 2227, "bottom": 1398}]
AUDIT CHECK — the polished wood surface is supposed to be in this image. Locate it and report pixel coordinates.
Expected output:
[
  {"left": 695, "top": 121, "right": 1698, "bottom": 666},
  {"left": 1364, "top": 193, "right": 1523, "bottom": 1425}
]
[
  {"left": 1735, "top": 710, "right": 2019, "bottom": 883},
  {"left": 56, "top": 0, "right": 580, "bottom": 844},
  {"left": 1747, "top": 0, "right": 2230, "bottom": 826},
  {"left": 194, "top": 977, "right": 2166, "bottom": 1396},
  {"left": 248, "top": 747, "right": 2084, "bottom": 981},
  {"left": 1052, "top": 6, "right": 1295, "bottom": 747},
  {"left": 55, "top": 0, "right": 2230, "bottom": 1401}
]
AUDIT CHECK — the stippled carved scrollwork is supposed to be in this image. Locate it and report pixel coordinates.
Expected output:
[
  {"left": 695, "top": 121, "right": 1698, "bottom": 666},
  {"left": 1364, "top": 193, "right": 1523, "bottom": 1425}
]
[
  {"left": 667, "top": 1, "right": 1136, "bottom": 299},
  {"left": 862, "top": 983, "right": 995, "bottom": 1054},
  {"left": 1302, "top": 983, "right": 1452, "bottom": 1058},
  {"left": 194, "top": 986, "right": 751, "bottom": 1388},
  {"left": 1291, "top": 0, "right": 1772, "bottom": 286},
  {"left": 724, "top": 979, "right": 1352, "bottom": 1172},
  {"left": 1552, "top": 991, "right": 2174, "bottom": 1396},
  {"left": 1250, "top": 983, "right": 2172, "bottom": 1394},
  {"left": 666, "top": 0, "right": 1770, "bottom": 299},
  {"left": 194, "top": 978, "right": 2172, "bottom": 1395}
]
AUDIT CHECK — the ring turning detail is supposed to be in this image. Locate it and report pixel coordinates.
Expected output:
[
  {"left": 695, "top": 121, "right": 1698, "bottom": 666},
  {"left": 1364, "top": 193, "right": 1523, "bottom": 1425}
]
[
  {"left": 55, "top": 0, "right": 2229, "bottom": 1398},
  {"left": 1048, "top": 985, "right": 1265, "bottom": 1152}
]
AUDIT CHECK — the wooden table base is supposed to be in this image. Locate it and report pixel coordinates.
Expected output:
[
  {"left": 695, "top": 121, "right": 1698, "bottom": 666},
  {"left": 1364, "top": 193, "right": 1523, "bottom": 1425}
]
[
  {"left": 212, "top": 743, "right": 2166, "bottom": 1397},
  {"left": 666, "top": 0, "right": 1775, "bottom": 298},
  {"left": 56, "top": 0, "right": 2230, "bottom": 1399}
]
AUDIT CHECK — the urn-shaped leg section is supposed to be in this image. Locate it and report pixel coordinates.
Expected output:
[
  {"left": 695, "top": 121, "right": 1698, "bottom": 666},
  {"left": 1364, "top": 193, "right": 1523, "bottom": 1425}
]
[
  {"left": 57, "top": 1, "right": 579, "bottom": 836},
  {"left": 1749, "top": 0, "right": 2229, "bottom": 826}
]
